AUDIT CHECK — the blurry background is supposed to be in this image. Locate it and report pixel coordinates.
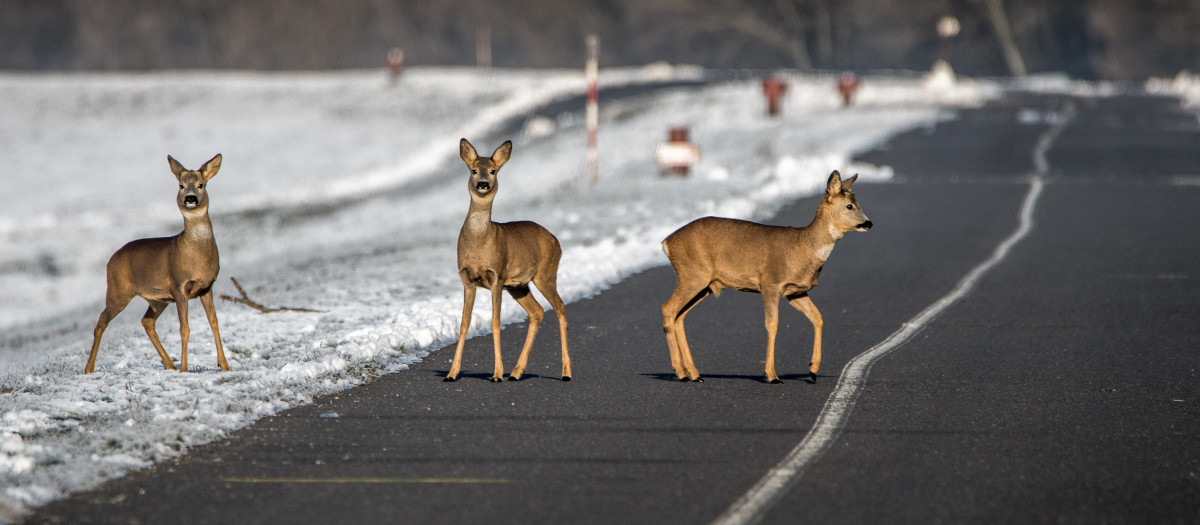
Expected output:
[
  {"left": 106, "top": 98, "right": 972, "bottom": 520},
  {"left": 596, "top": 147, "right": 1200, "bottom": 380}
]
[{"left": 2, "top": 0, "right": 1198, "bottom": 80}]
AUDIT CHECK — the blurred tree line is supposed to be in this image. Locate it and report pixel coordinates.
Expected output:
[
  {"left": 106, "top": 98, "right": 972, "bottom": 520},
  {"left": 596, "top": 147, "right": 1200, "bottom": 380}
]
[{"left": 2, "top": 0, "right": 1197, "bottom": 80}]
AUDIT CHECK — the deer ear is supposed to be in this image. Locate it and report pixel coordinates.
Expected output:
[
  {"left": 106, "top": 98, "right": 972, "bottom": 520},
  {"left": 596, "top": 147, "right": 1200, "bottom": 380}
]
[
  {"left": 841, "top": 173, "right": 858, "bottom": 191},
  {"left": 825, "top": 170, "right": 843, "bottom": 195},
  {"left": 168, "top": 155, "right": 186, "bottom": 180},
  {"left": 492, "top": 141, "right": 512, "bottom": 167},
  {"left": 200, "top": 154, "right": 222, "bottom": 181},
  {"left": 460, "top": 138, "right": 478, "bottom": 164}
]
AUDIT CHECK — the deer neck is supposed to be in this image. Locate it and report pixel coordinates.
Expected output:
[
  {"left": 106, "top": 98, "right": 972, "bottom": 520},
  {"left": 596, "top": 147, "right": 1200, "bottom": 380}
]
[
  {"left": 462, "top": 196, "right": 497, "bottom": 238},
  {"left": 172, "top": 210, "right": 219, "bottom": 280},
  {"left": 804, "top": 206, "right": 843, "bottom": 262},
  {"left": 459, "top": 196, "right": 500, "bottom": 272},
  {"left": 180, "top": 210, "right": 216, "bottom": 247},
  {"left": 810, "top": 204, "right": 846, "bottom": 240}
]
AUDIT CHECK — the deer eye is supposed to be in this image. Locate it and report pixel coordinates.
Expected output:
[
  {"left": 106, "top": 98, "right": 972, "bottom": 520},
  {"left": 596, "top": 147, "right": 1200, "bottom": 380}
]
[
  {"left": 471, "top": 169, "right": 478, "bottom": 174},
  {"left": 198, "top": 184, "right": 204, "bottom": 188},
  {"left": 489, "top": 169, "right": 496, "bottom": 175},
  {"left": 179, "top": 185, "right": 184, "bottom": 189},
  {"left": 846, "top": 204, "right": 854, "bottom": 210}
]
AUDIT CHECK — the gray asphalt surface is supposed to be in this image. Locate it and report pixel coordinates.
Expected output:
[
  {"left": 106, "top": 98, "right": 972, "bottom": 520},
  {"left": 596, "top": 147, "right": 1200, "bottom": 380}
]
[{"left": 26, "top": 92, "right": 1200, "bottom": 524}]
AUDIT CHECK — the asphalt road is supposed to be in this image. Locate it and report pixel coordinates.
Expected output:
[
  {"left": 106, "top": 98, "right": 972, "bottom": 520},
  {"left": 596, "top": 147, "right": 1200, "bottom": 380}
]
[{"left": 27, "top": 92, "right": 1200, "bottom": 524}]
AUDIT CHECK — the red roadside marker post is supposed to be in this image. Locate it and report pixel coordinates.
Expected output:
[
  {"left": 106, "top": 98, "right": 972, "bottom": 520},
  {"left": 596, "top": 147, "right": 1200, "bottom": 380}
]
[
  {"left": 837, "top": 73, "right": 860, "bottom": 107},
  {"left": 656, "top": 127, "right": 701, "bottom": 177},
  {"left": 762, "top": 76, "right": 788, "bottom": 117},
  {"left": 386, "top": 47, "right": 404, "bottom": 84}
]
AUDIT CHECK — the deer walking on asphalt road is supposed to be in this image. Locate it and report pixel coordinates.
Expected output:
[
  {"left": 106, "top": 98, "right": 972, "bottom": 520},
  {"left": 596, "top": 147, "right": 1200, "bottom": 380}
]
[
  {"left": 660, "top": 171, "right": 872, "bottom": 384},
  {"left": 447, "top": 139, "right": 571, "bottom": 382}
]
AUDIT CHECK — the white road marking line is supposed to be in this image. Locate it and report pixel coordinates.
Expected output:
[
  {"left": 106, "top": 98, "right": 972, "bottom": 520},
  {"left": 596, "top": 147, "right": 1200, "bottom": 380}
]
[
  {"left": 713, "top": 116, "right": 1067, "bottom": 525},
  {"left": 1168, "top": 175, "right": 1200, "bottom": 186}
]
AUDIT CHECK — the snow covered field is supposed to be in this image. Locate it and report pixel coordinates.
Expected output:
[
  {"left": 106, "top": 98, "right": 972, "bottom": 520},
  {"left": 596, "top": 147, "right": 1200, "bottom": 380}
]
[
  {"left": 1149, "top": 70, "right": 1200, "bottom": 107},
  {"left": 0, "top": 65, "right": 996, "bottom": 520}
]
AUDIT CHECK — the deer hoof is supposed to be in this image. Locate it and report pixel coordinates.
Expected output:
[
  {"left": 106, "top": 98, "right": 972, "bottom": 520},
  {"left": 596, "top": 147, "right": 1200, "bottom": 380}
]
[
  {"left": 768, "top": 378, "right": 783, "bottom": 385},
  {"left": 443, "top": 376, "right": 458, "bottom": 382},
  {"left": 810, "top": 372, "right": 818, "bottom": 384},
  {"left": 692, "top": 377, "right": 704, "bottom": 383},
  {"left": 561, "top": 375, "right": 571, "bottom": 382},
  {"left": 507, "top": 375, "right": 521, "bottom": 381},
  {"left": 490, "top": 377, "right": 504, "bottom": 383}
]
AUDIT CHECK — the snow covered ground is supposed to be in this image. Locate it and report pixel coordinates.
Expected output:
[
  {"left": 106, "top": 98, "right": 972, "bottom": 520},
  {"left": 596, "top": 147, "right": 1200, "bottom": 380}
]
[
  {"left": 0, "top": 65, "right": 997, "bottom": 521},
  {"left": 1148, "top": 70, "right": 1200, "bottom": 107}
]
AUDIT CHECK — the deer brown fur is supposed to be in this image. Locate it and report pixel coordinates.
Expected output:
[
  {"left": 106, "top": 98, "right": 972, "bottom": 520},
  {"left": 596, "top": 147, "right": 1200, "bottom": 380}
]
[
  {"left": 447, "top": 139, "right": 570, "bottom": 382},
  {"left": 85, "top": 154, "right": 230, "bottom": 374},
  {"left": 660, "top": 170, "right": 871, "bottom": 383}
]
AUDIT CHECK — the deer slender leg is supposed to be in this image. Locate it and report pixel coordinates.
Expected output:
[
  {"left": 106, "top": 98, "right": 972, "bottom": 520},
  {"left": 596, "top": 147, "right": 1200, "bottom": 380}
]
[
  {"left": 199, "top": 291, "right": 229, "bottom": 371},
  {"left": 533, "top": 274, "right": 570, "bottom": 381},
  {"left": 174, "top": 292, "right": 191, "bottom": 373},
  {"left": 446, "top": 278, "right": 476, "bottom": 382},
  {"left": 489, "top": 277, "right": 505, "bottom": 382},
  {"left": 506, "top": 285, "right": 543, "bottom": 381},
  {"left": 662, "top": 278, "right": 711, "bottom": 381},
  {"left": 788, "top": 293, "right": 823, "bottom": 383},
  {"left": 762, "top": 290, "right": 783, "bottom": 384},
  {"left": 141, "top": 300, "right": 175, "bottom": 370},
  {"left": 85, "top": 290, "right": 133, "bottom": 374},
  {"left": 673, "top": 288, "right": 712, "bottom": 382},
  {"left": 662, "top": 281, "right": 706, "bottom": 380}
]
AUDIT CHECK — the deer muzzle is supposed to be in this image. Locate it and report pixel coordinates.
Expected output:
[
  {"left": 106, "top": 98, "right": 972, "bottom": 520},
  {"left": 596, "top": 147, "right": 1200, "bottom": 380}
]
[
  {"left": 856, "top": 220, "right": 873, "bottom": 231},
  {"left": 184, "top": 195, "right": 199, "bottom": 208}
]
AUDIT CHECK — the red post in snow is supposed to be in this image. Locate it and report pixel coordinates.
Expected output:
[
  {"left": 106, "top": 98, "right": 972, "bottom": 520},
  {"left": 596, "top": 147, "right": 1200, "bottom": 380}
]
[
  {"left": 386, "top": 47, "right": 404, "bottom": 84},
  {"left": 656, "top": 127, "right": 701, "bottom": 177},
  {"left": 837, "top": 73, "right": 860, "bottom": 107},
  {"left": 761, "top": 76, "right": 788, "bottom": 117}
]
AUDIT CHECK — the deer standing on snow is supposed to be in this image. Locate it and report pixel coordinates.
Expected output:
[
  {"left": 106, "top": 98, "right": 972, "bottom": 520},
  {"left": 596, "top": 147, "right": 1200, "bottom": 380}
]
[
  {"left": 447, "top": 139, "right": 571, "bottom": 382},
  {"left": 660, "top": 170, "right": 871, "bottom": 384},
  {"left": 85, "top": 154, "right": 230, "bottom": 374}
]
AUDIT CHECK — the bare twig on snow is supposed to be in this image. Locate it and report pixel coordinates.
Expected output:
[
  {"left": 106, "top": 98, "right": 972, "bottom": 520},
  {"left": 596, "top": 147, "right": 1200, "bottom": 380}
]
[{"left": 217, "top": 277, "right": 323, "bottom": 313}]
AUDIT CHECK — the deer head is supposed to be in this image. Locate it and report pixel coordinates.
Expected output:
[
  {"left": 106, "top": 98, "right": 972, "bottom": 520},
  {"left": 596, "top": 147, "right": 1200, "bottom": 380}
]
[
  {"left": 822, "top": 171, "right": 872, "bottom": 235},
  {"left": 459, "top": 138, "right": 511, "bottom": 201},
  {"left": 169, "top": 154, "right": 221, "bottom": 218}
]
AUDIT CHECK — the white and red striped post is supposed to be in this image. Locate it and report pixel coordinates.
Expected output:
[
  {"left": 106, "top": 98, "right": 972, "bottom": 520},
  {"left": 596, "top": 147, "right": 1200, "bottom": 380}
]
[
  {"left": 585, "top": 34, "right": 599, "bottom": 183},
  {"left": 386, "top": 47, "right": 404, "bottom": 84},
  {"left": 476, "top": 21, "right": 492, "bottom": 70}
]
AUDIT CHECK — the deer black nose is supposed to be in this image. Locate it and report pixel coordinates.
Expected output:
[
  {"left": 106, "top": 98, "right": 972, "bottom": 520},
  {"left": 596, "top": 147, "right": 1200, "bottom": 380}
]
[
  {"left": 475, "top": 181, "right": 491, "bottom": 191},
  {"left": 857, "top": 220, "right": 873, "bottom": 230},
  {"left": 185, "top": 195, "right": 199, "bottom": 205}
]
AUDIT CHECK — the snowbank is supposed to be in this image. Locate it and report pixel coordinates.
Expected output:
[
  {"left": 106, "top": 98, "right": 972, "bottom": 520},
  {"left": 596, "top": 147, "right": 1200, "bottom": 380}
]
[{"left": 1147, "top": 70, "right": 1200, "bottom": 107}]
